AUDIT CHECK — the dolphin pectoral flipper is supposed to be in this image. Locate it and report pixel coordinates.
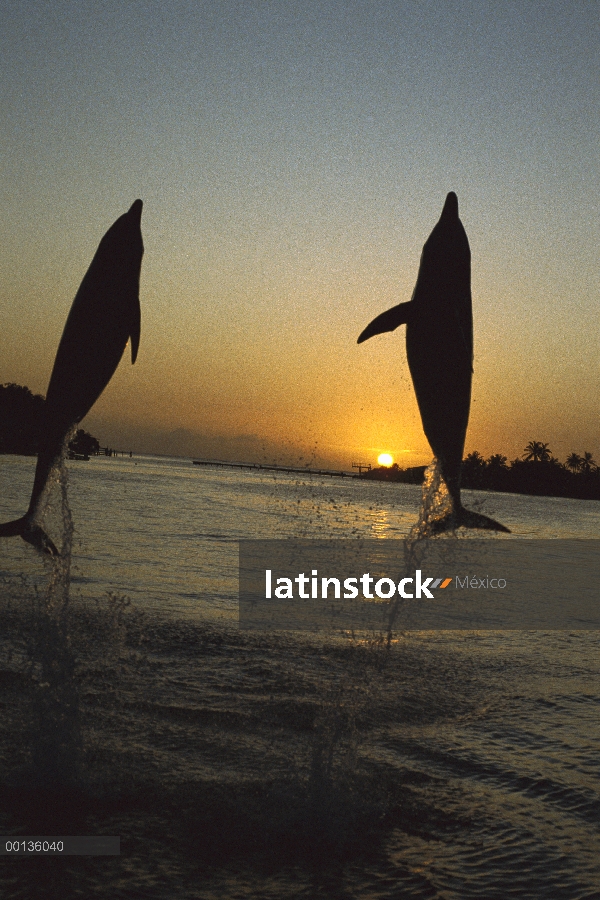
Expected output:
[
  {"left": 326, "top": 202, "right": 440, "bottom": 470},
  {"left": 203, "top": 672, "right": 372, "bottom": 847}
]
[
  {"left": 130, "top": 301, "right": 141, "bottom": 364},
  {"left": 126, "top": 199, "right": 142, "bottom": 364},
  {"left": 357, "top": 301, "right": 413, "bottom": 344}
]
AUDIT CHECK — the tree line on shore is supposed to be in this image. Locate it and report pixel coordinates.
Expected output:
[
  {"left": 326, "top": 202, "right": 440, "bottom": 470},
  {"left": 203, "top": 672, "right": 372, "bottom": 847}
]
[
  {"left": 364, "top": 440, "right": 600, "bottom": 500},
  {"left": 0, "top": 383, "right": 99, "bottom": 457},
  {"left": 459, "top": 442, "right": 600, "bottom": 499}
]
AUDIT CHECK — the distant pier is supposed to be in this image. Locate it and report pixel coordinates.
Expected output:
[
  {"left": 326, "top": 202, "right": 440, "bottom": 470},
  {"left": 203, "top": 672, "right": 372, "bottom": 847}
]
[
  {"left": 95, "top": 447, "right": 133, "bottom": 458},
  {"left": 192, "top": 459, "right": 355, "bottom": 478}
]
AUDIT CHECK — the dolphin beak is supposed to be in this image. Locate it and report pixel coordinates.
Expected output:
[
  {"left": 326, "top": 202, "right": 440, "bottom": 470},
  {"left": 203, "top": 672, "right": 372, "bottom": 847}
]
[
  {"left": 442, "top": 192, "right": 459, "bottom": 218},
  {"left": 128, "top": 199, "right": 143, "bottom": 223}
]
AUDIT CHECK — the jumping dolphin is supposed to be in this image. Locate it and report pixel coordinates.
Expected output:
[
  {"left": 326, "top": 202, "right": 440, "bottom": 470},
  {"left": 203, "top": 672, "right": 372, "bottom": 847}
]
[
  {"left": 358, "top": 192, "right": 509, "bottom": 533},
  {"left": 0, "top": 200, "right": 144, "bottom": 554}
]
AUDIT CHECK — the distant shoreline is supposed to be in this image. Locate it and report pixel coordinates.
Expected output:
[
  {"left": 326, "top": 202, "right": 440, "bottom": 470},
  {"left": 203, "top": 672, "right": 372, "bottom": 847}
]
[
  {"left": 2, "top": 450, "right": 599, "bottom": 503},
  {"left": 360, "top": 462, "right": 600, "bottom": 502}
]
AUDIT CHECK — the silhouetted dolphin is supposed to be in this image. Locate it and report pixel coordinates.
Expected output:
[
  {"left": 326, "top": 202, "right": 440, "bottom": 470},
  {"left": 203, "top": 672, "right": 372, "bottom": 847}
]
[
  {"left": 0, "top": 200, "right": 144, "bottom": 554},
  {"left": 358, "top": 192, "right": 509, "bottom": 533}
]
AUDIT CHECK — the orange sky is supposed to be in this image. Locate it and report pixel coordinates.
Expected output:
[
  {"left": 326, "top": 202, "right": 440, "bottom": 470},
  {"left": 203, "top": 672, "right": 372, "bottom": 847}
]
[{"left": 1, "top": 2, "right": 598, "bottom": 469}]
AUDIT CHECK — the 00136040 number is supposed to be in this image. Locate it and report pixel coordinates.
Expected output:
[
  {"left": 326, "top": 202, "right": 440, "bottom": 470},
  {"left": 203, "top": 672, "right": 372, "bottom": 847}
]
[{"left": 5, "top": 840, "right": 64, "bottom": 853}]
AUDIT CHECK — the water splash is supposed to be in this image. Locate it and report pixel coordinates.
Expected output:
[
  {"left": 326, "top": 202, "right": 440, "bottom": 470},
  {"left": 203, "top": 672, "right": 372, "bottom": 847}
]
[
  {"left": 26, "top": 459, "right": 82, "bottom": 787},
  {"left": 410, "top": 458, "right": 453, "bottom": 540},
  {"left": 382, "top": 459, "right": 465, "bottom": 643},
  {"left": 309, "top": 683, "right": 358, "bottom": 798}
]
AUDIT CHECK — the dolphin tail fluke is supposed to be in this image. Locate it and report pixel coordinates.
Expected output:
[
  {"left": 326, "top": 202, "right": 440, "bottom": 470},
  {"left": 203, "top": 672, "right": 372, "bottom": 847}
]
[
  {"left": 357, "top": 301, "right": 413, "bottom": 343},
  {"left": 0, "top": 516, "right": 28, "bottom": 537},
  {"left": 457, "top": 506, "right": 511, "bottom": 533},
  {"left": 426, "top": 505, "right": 511, "bottom": 535},
  {"left": 0, "top": 516, "right": 59, "bottom": 555},
  {"left": 22, "top": 523, "right": 60, "bottom": 556}
]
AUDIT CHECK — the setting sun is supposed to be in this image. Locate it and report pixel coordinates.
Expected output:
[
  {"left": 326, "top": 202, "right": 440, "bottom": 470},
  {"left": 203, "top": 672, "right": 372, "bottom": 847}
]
[{"left": 377, "top": 453, "right": 394, "bottom": 467}]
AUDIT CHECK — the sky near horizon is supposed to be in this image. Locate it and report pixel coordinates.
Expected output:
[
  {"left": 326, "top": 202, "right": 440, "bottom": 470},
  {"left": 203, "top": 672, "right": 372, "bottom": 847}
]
[{"left": 1, "top": 1, "right": 598, "bottom": 467}]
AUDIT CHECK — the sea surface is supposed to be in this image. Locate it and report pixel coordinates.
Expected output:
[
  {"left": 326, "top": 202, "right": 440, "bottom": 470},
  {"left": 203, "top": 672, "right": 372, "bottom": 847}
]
[{"left": 0, "top": 453, "right": 599, "bottom": 899}]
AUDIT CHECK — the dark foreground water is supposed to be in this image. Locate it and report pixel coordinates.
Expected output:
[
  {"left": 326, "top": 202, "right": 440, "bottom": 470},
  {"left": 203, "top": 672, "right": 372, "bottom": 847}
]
[
  {"left": 1, "top": 455, "right": 599, "bottom": 898},
  {"left": 1, "top": 599, "right": 599, "bottom": 898}
]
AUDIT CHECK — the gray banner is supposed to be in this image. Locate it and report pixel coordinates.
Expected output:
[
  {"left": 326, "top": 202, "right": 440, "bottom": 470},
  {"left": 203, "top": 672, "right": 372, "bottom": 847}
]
[{"left": 239, "top": 540, "right": 600, "bottom": 632}]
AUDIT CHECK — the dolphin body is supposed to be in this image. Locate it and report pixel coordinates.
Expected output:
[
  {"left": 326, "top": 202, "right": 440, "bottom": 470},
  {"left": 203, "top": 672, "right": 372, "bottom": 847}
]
[
  {"left": 0, "top": 200, "right": 144, "bottom": 554},
  {"left": 358, "top": 192, "right": 509, "bottom": 533}
]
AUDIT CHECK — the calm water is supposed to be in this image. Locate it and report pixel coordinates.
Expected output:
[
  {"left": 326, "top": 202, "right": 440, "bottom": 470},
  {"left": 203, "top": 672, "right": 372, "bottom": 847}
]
[
  {"left": 1, "top": 453, "right": 599, "bottom": 616},
  {"left": 1, "top": 454, "right": 599, "bottom": 899}
]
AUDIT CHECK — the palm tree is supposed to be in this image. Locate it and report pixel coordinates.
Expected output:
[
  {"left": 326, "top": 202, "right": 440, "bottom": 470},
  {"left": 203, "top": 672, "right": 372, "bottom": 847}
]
[
  {"left": 463, "top": 451, "right": 486, "bottom": 474},
  {"left": 580, "top": 452, "right": 596, "bottom": 475},
  {"left": 523, "top": 441, "right": 552, "bottom": 463},
  {"left": 484, "top": 453, "right": 508, "bottom": 488},
  {"left": 462, "top": 451, "right": 487, "bottom": 486},
  {"left": 465, "top": 451, "right": 485, "bottom": 466},
  {"left": 566, "top": 452, "right": 583, "bottom": 473}
]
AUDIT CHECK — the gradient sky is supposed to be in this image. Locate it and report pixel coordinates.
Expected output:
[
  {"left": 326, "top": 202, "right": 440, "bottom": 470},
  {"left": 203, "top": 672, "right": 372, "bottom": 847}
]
[{"left": 1, "top": 0, "right": 598, "bottom": 468}]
